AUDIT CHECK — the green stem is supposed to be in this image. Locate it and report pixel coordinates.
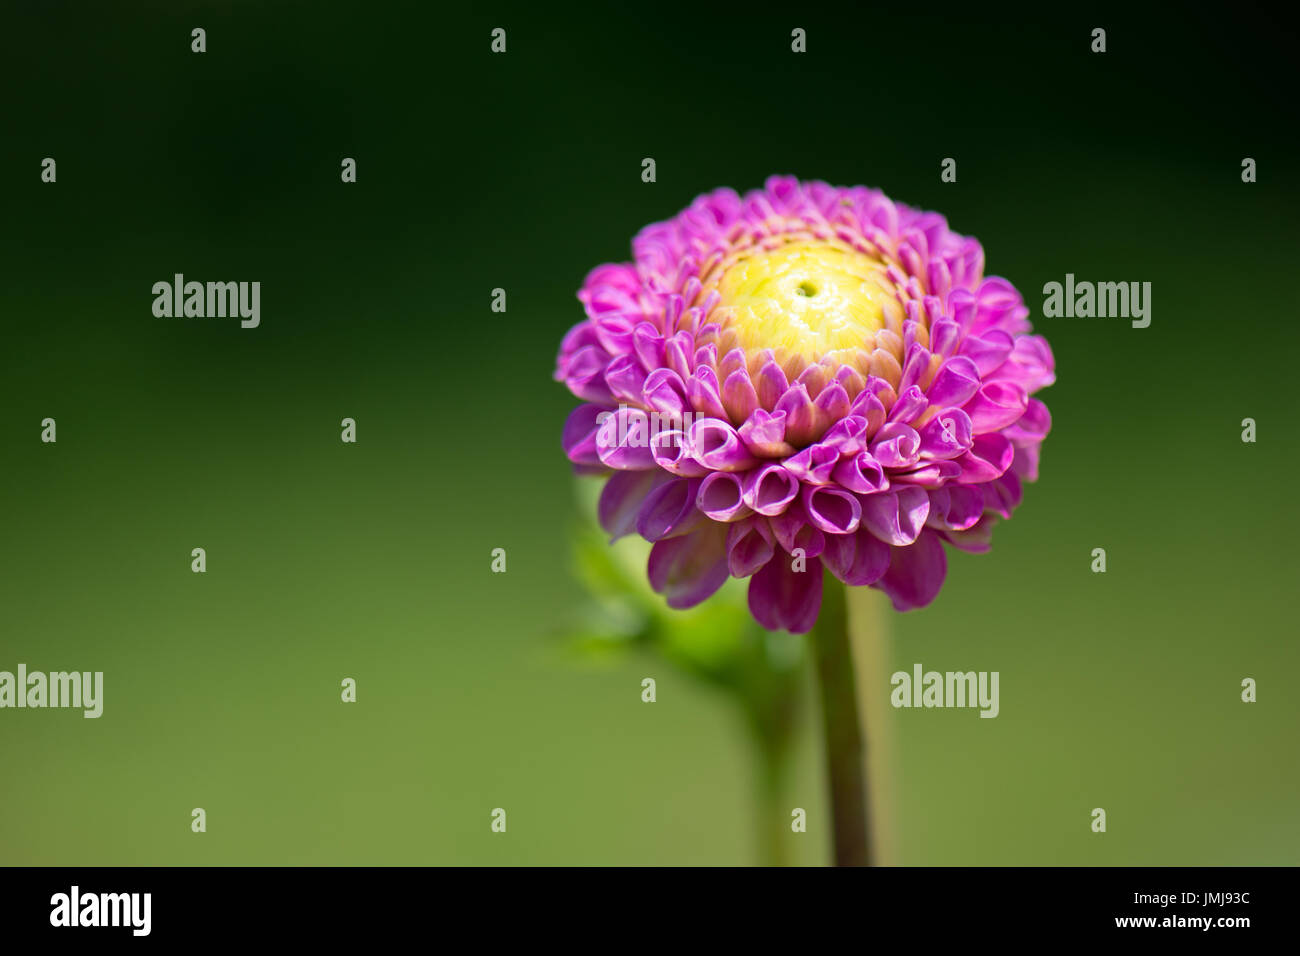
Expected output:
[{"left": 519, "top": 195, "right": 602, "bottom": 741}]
[
  {"left": 754, "top": 727, "right": 789, "bottom": 867},
  {"left": 810, "top": 569, "right": 872, "bottom": 866},
  {"left": 744, "top": 632, "right": 798, "bottom": 867}
]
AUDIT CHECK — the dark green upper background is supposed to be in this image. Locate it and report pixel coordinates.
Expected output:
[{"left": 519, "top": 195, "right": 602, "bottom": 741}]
[{"left": 1, "top": 2, "right": 1296, "bottom": 864}]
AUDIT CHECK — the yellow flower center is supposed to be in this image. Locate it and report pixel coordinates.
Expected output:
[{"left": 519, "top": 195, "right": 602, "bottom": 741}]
[{"left": 709, "top": 239, "right": 900, "bottom": 369}]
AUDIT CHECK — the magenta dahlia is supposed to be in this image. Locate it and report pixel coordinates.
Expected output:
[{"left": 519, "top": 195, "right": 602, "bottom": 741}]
[{"left": 556, "top": 176, "right": 1054, "bottom": 634}]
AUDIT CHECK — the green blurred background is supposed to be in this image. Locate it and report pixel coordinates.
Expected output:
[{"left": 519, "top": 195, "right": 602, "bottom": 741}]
[{"left": 1, "top": 1, "right": 1296, "bottom": 865}]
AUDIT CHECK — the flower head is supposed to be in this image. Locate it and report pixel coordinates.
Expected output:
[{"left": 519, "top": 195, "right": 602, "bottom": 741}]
[{"left": 556, "top": 176, "right": 1054, "bottom": 633}]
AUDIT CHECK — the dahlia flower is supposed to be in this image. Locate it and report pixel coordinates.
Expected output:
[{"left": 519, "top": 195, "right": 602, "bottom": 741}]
[{"left": 556, "top": 176, "right": 1054, "bottom": 634}]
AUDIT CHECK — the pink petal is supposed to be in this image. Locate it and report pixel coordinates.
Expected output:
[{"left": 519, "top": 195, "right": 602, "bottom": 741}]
[
  {"left": 648, "top": 524, "right": 730, "bottom": 609},
  {"left": 875, "top": 530, "right": 947, "bottom": 611},
  {"left": 747, "top": 553, "right": 824, "bottom": 633}
]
